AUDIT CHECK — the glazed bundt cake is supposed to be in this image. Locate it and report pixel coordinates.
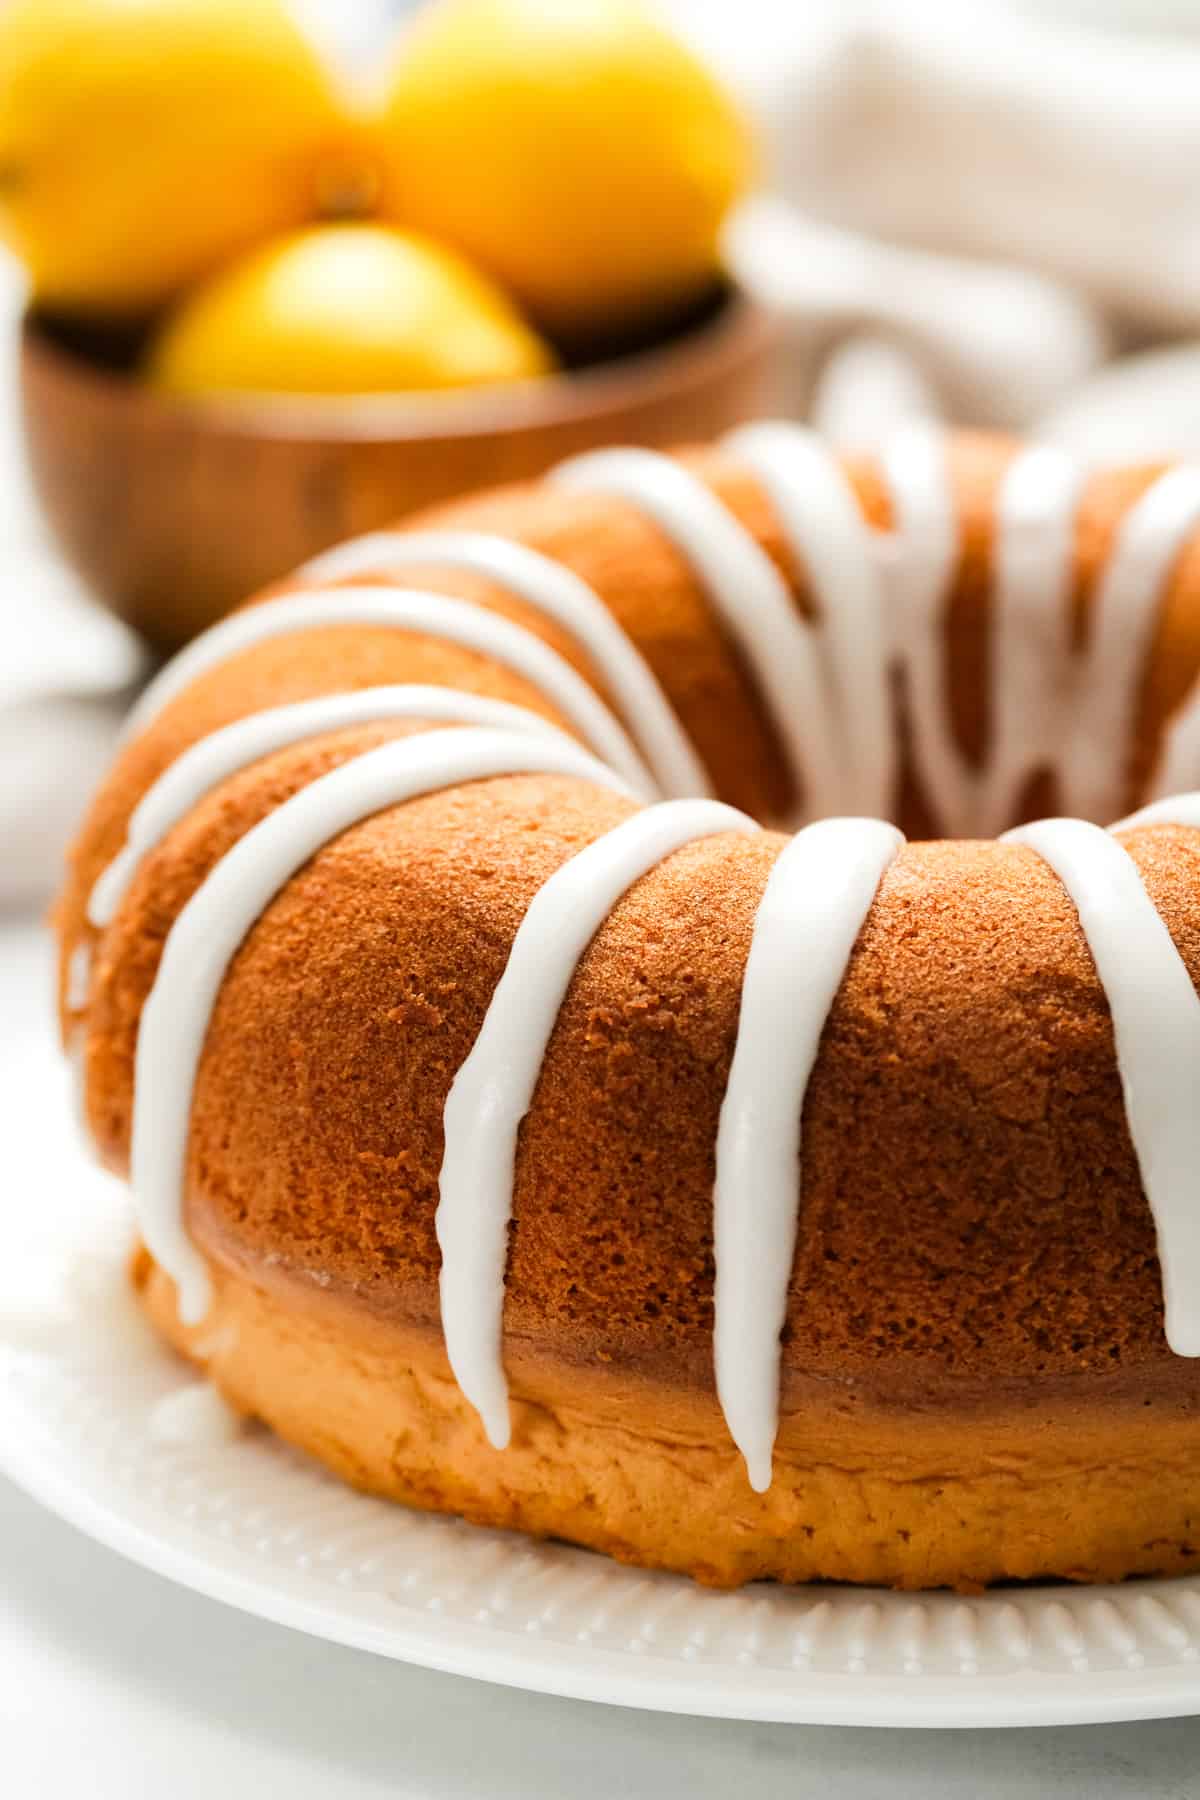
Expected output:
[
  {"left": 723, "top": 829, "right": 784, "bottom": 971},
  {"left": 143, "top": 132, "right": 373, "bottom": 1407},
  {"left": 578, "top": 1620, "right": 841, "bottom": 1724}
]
[{"left": 58, "top": 425, "right": 1200, "bottom": 1590}]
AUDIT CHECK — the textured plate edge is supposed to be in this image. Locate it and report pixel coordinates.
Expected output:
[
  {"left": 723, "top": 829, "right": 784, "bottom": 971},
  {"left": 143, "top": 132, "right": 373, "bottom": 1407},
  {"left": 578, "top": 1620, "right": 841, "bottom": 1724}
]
[
  {"left": 3, "top": 1395, "right": 1200, "bottom": 1731},
  {"left": 10, "top": 930, "right": 1200, "bottom": 1729}
]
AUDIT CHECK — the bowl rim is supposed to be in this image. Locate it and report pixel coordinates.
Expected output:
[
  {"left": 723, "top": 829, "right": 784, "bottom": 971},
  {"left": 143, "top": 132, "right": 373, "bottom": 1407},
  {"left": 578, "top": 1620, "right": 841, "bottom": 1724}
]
[{"left": 20, "top": 285, "right": 775, "bottom": 445}]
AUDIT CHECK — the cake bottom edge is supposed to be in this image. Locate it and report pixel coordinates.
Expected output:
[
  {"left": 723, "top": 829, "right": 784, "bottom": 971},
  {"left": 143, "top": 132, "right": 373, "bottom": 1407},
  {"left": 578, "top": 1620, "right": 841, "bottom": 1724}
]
[{"left": 132, "top": 1247, "right": 1200, "bottom": 1592}]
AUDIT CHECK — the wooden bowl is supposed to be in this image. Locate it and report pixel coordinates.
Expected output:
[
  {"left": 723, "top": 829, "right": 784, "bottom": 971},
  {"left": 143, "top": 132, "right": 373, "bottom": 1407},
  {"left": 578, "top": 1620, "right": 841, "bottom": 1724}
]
[{"left": 20, "top": 288, "right": 778, "bottom": 651}]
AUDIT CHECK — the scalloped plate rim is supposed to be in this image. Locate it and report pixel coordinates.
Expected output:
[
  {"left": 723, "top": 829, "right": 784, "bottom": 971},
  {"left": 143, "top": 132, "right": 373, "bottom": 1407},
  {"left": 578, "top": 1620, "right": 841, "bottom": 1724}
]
[{"left": 3, "top": 1220, "right": 1200, "bottom": 1728}]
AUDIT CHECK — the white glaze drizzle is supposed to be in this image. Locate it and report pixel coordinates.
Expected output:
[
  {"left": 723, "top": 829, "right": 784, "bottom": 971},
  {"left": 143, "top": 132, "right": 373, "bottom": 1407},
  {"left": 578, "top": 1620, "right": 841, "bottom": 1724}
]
[
  {"left": 1113, "top": 791, "right": 1200, "bottom": 833},
  {"left": 878, "top": 437, "right": 1200, "bottom": 829},
  {"left": 713, "top": 817, "right": 904, "bottom": 1491},
  {"left": 119, "top": 587, "right": 655, "bottom": 795},
  {"left": 875, "top": 422, "right": 965, "bottom": 830},
  {"left": 726, "top": 422, "right": 895, "bottom": 819},
  {"left": 1063, "top": 466, "right": 1200, "bottom": 820},
  {"left": 301, "top": 530, "right": 710, "bottom": 800},
  {"left": 878, "top": 433, "right": 1083, "bottom": 836},
  {"left": 88, "top": 686, "right": 571, "bottom": 928},
  {"left": 1154, "top": 697, "right": 1200, "bottom": 801},
  {"left": 977, "top": 446, "right": 1087, "bottom": 834},
  {"left": 553, "top": 446, "right": 848, "bottom": 817},
  {"left": 131, "top": 727, "right": 637, "bottom": 1325},
  {"left": 1003, "top": 812, "right": 1200, "bottom": 1357},
  {"left": 437, "top": 798, "right": 758, "bottom": 1448}
]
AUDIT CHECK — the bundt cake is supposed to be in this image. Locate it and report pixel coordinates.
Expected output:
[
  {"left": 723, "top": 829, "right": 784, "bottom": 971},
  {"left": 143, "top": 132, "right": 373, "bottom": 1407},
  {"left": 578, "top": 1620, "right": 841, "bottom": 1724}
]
[{"left": 57, "top": 424, "right": 1200, "bottom": 1591}]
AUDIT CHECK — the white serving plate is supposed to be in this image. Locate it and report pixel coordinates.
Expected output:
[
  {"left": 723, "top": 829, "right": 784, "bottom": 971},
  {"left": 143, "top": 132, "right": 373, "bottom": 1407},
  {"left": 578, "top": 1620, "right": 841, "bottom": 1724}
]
[
  {"left": 3, "top": 924, "right": 1200, "bottom": 1729},
  {"left": 7, "top": 1157, "right": 1200, "bottom": 1728}
]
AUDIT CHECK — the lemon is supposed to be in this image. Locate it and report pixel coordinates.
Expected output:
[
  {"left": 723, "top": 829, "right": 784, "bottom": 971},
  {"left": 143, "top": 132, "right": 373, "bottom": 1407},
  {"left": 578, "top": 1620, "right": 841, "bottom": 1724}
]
[
  {"left": 145, "top": 223, "right": 556, "bottom": 396},
  {"left": 373, "top": 0, "right": 751, "bottom": 340},
  {"left": 0, "top": 0, "right": 356, "bottom": 315}
]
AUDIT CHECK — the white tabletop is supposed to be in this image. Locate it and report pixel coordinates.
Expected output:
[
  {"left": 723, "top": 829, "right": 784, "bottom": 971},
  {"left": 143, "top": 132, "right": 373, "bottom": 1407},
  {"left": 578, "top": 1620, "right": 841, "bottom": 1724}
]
[{"left": 3, "top": 919, "right": 1200, "bottom": 1792}]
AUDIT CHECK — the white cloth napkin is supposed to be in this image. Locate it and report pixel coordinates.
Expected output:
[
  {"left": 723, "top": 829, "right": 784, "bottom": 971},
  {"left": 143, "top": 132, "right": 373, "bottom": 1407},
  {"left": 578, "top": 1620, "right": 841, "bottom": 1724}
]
[
  {"left": 679, "top": 0, "right": 1200, "bottom": 451},
  {"left": 689, "top": 0, "right": 1200, "bottom": 333},
  {"left": 724, "top": 196, "right": 1111, "bottom": 434}
]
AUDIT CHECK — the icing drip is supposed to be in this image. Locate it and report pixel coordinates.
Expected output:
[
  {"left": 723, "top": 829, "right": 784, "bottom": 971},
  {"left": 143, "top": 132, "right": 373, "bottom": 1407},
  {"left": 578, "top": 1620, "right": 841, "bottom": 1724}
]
[
  {"left": 301, "top": 530, "right": 710, "bottom": 800},
  {"left": 88, "top": 686, "right": 570, "bottom": 928},
  {"left": 1063, "top": 466, "right": 1200, "bottom": 821},
  {"left": 1154, "top": 691, "right": 1200, "bottom": 801},
  {"left": 131, "top": 727, "right": 637, "bottom": 1325},
  {"left": 1114, "top": 792, "right": 1200, "bottom": 833},
  {"left": 875, "top": 424, "right": 964, "bottom": 831},
  {"left": 726, "top": 422, "right": 895, "bottom": 818},
  {"left": 1003, "top": 813, "right": 1200, "bottom": 1356},
  {"left": 879, "top": 432, "right": 1085, "bottom": 835},
  {"left": 119, "top": 587, "right": 656, "bottom": 796},
  {"left": 879, "top": 437, "right": 1200, "bottom": 830},
  {"left": 977, "top": 446, "right": 1086, "bottom": 835},
  {"left": 713, "top": 817, "right": 904, "bottom": 1492},
  {"left": 553, "top": 447, "right": 848, "bottom": 818},
  {"left": 437, "top": 798, "right": 758, "bottom": 1448}
]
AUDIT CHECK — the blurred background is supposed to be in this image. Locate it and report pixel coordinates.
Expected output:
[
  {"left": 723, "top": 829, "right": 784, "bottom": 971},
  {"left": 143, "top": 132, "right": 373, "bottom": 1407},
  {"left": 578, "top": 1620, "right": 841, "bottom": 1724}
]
[{"left": 7, "top": 0, "right": 1200, "bottom": 909}]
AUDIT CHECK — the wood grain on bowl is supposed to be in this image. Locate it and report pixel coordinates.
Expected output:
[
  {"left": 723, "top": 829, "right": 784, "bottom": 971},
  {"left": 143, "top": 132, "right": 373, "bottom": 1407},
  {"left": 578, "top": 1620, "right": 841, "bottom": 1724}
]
[{"left": 20, "top": 292, "right": 777, "bottom": 651}]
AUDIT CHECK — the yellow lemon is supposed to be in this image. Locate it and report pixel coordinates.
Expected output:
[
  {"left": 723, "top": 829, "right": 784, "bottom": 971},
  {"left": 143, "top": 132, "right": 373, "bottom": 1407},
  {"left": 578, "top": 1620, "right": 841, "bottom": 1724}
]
[
  {"left": 0, "top": 0, "right": 357, "bottom": 315},
  {"left": 145, "top": 223, "right": 556, "bottom": 396},
  {"left": 373, "top": 0, "right": 752, "bottom": 340}
]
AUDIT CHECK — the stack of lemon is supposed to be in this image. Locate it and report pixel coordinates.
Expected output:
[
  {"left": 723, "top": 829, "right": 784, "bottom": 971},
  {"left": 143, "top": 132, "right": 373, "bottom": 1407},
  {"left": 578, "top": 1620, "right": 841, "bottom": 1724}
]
[{"left": 0, "top": 0, "right": 750, "bottom": 398}]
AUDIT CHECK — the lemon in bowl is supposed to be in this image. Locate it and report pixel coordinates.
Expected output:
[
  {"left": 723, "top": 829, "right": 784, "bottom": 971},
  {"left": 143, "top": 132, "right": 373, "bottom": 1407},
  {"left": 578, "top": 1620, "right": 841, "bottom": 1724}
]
[
  {"left": 0, "top": 0, "right": 359, "bottom": 317},
  {"left": 145, "top": 223, "right": 556, "bottom": 397},
  {"left": 372, "top": 0, "right": 752, "bottom": 343}
]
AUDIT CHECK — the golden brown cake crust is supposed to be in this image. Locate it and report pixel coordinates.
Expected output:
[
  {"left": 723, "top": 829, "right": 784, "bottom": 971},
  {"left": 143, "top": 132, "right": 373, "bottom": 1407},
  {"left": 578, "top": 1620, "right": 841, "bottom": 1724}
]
[{"left": 58, "top": 431, "right": 1200, "bottom": 1588}]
